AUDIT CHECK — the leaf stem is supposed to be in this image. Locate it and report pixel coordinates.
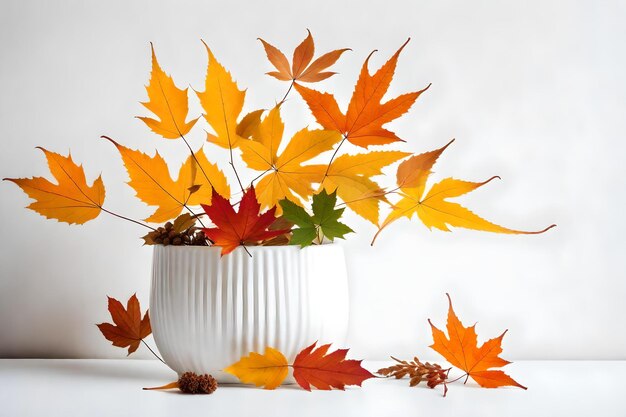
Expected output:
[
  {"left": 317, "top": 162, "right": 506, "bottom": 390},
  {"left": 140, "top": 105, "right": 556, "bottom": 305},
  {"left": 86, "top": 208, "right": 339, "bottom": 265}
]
[
  {"left": 445, "top": 373, "right": 467, "bottom": 385},
  {"left": 323, "top": 135, "right": 347, "bottom": 181},
  {"left": 241, "top": 244, "right": 252, "bottom": 257},
  {"left": 229, "top": 158, "right": 245, "bottom": 194},
  {"left": 100, "top": 207, "right": 156, "bottom": 231},
  {"left": 249, "top": 168, "right": 272, "bottom": 187},
  {"left": 279, "top": 80, "right": 295, "bottom": 104},
  {"left": 141, "top": 339, "right": 165, "bottom": 364}
]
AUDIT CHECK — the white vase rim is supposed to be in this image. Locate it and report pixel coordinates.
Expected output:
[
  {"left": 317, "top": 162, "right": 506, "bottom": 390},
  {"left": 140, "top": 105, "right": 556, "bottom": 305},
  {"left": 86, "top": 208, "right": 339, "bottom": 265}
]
[{"left": 153, "top": 243, "right": 342, "bottom": 253}]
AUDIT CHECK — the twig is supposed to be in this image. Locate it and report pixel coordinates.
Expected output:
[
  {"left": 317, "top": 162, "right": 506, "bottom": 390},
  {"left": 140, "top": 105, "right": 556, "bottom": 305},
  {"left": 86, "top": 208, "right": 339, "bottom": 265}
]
[
  {"left": 279, "top": 80, "right": 295, "bottom": 104},
  {"left": 141, "top": 339, "right": 165, "bottom": 364},
  {"left": 100, "top": 207, "right": 156, "bottom": 231},
  {"left": 322, "top": 135, "right": 347, "bottom": 181}
]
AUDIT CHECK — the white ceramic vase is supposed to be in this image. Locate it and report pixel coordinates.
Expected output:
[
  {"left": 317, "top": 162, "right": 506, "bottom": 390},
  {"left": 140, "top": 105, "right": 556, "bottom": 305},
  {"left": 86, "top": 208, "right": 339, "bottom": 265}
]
[{"left": 149, "top": 244, "right": 349, "bottom": 382}]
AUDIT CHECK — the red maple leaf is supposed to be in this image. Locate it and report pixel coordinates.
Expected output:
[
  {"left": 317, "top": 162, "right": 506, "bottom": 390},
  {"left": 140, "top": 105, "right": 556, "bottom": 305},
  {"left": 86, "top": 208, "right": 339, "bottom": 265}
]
[
  {"left": 292, "top": 342, "right": 375, "bottom": 391},
  {"left": 96, "top": 294, "right": 151, "bottom": 355},
  {"left": 201, "top": 186, "right": 289, "bottom": 255}
]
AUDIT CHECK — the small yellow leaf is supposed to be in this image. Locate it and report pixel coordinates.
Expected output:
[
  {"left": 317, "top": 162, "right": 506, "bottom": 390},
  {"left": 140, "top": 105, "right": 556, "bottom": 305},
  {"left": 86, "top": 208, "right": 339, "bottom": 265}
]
[
  {"left": 236, "top": 109, "right": 265, "bottom": 139},
  {"left": 138, "top": 44, "right": 198, "bottom": 139},
  {"left": 315, "top": 151, "right": 409, "bottom": 224},
  {"left": 224, "top": 347, "right": 289, "bottom": 390}
]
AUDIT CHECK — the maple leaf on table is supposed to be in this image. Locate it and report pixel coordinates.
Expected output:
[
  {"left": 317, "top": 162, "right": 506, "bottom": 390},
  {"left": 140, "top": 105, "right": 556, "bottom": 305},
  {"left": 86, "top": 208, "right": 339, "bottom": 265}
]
[
  {"left": 292, "top": 342, "right": 374, "bottom": 391},
  {"left": 238, "top": 105, "right": 341, "bottom": 210},
  {"left": 308, "top": 151, "right": 409, "bottom": 224},
  {"left": 4, "top": 148, "right": 105, "bottom": 225},
  {"left": 259, "top": 30, "right": 350, "bottom": 83},
  {"left": 201, "top": 186, "right": 289, "bottom": 256},
  {"left": 295, "top": 39, "right": 430, "bottom": 148},
  {"left": 224, "top": 342, "right": 374, "bottom": 391},
  {"left": 372, "top": 139, "right": 556, "bottom": 244},
  {"left": 103, "top": 136, "right": 229, "bottom": 223},
  {"left": 279, "top": 189, "right": 353, "bottom": 247},
  {"left": 96, "top": 294, "right": 151, "bottom": 355},
  {"left": 137, "top": 43, "right": 199, "bottom": 139},
  {"left": 197, "top": 41, "right": 253, "bottom": 149},
  {"left": 429, "top": 294, "right": 526, "bottom": 390}
]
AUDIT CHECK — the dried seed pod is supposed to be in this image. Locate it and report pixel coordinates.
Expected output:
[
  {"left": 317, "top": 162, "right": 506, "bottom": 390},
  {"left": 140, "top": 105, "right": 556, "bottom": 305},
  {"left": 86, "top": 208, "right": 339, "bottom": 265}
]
[
  {"left": 178, "top": 372, "right": 218, "bottom": 394},
  {"left": 144, "top": 371, "right": 218, "bottom": 394}
]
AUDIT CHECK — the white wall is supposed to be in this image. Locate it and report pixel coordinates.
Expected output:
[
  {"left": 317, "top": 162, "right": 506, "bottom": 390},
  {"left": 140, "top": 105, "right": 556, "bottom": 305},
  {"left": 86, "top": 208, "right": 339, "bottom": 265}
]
[{"left": 1, "top": 0, "right": 624, "bottom": 360}]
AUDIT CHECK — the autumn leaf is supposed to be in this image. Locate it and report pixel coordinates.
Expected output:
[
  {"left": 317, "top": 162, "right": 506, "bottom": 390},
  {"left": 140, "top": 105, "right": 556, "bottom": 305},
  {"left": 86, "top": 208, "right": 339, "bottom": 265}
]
[
  {"left": 137, "top": 43, "right": 199, "bottom": 139},
  {"left": 4, "top": 147, "right": 105, "bottom": 224},
  {"left": 295, "top": 39, "right": 430, "bottom": 148},
  {"left": 259, "top": 30, "right": 349, "bottom": 83},
  {"left": 239, "top": 105, "right": 341, "bottom": 210},
  {"left": 236, "top": 109, "right": 265, "bottom": 139},
  {"left": 292, "top": 342, "right": 375, "bottom": 391},
  {"left": 197, "top": 41, "right": 247, "bottom": 149},
  {"left": 372, "top": 139, "right": 556, "bottom": 243},
  {"left": 104, "top": 136, "right": 229, "bottom": 223},
  {"left": 96, "top": 294, "right": 151, "bottom": 355},
  {"left": 201, "top": 186, "right": 289, "bottom": 255},
  {"left": 224, "top": 347, "right": 288, "bottom": 389},
  {"left": 260, "top": 215, "right": 294, "bottom": 246},
  {"left": 311, "top": 151, "right": 409, "bottom": 224},
  {"left": 428, "top": 294, "right": 526, "bottom": 390},
  {"left": 279, "top": 189, "right": 353, "bottom": 247}
]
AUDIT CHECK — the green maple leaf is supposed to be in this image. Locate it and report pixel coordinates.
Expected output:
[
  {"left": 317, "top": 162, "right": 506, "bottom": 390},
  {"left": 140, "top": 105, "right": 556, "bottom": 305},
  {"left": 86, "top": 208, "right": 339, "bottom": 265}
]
[{"left": 279, "top": 190, "right": 354, "bottom": 247}]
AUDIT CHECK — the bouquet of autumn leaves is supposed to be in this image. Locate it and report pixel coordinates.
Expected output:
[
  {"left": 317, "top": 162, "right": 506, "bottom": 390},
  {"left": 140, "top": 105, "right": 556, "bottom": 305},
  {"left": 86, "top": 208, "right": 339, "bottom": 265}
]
[
  {"left": 4, "top": 31, "right": 554, "bottom": 255},
  {"left": 4, "top": 32, "right": 553, "bottom": 396}
]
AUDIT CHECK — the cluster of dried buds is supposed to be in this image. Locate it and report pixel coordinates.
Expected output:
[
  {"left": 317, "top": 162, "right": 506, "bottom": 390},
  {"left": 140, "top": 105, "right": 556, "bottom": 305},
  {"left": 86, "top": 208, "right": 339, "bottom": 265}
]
[{"left": 377, "top": 356, "right": 450, "bottom": 396}]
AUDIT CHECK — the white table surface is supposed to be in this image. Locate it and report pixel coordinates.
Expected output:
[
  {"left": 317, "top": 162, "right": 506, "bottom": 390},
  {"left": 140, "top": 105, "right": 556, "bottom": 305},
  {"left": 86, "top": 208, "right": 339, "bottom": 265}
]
[{"left": 1, "top": 359, "right": 624, "bottom": 417}]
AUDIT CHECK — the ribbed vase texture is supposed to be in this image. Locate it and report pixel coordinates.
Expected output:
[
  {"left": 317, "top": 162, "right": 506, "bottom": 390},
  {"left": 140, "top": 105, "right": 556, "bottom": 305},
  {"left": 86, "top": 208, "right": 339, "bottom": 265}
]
[{"left": 150, "top": 245, "right": 349, "bottom": 382}]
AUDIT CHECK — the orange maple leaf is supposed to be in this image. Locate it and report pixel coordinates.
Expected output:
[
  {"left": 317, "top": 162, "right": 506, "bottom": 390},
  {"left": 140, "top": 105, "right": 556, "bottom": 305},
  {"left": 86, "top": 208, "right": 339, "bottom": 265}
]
[
  {"left": 259, "top": 30, "right": 350, "bottom": 83},
  {"left": 428, "top": 294, "right": 527, "bottom": 390},
  {"left": 96, "top": 294, "right": 151, "bottom": 355},
  {"left": 293, "top": 342, "right": 375, "bottom": 391},
  {"left": 4, "top": 147, "right": 105, "bottom": 225},
  {"left": 201, "top": 186, "right": 289, "bottom": 255},
  {"left": 295, "top": 39, "right": 430, "bottom": 148}
]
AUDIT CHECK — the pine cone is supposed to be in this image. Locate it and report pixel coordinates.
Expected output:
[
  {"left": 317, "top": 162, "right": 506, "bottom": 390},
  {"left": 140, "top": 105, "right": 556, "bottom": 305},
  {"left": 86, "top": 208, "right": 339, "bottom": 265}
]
[{"left": 178, "top": 372, "right": 218, "bottom": 394}]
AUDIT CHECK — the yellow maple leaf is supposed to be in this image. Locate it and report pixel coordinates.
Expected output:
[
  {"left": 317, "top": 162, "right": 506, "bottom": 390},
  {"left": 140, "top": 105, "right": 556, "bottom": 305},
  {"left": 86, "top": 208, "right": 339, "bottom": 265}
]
[
  {"left": 137, "top": 43, "right": 199, "bottom": 139},
  {"left": 239, "top": 105, "right": 341, "bottom": 210},
  {"left": 224, "top": 347, "right": 288, "bottom": 390},
  {"left": 197, "top": 41, "right": 247, "bottom": 149},
  {"left": 104, "top": 136, "right": 229, "bottom": 223},
  {"left": 4, "top": 148, "right": 105, "bottom": 224},
  {"left": 310, "top": 151, "right": 409, "bottom": 224},
  {"left": 372, "top": 140, "right": 556, "bottom": 243}
]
